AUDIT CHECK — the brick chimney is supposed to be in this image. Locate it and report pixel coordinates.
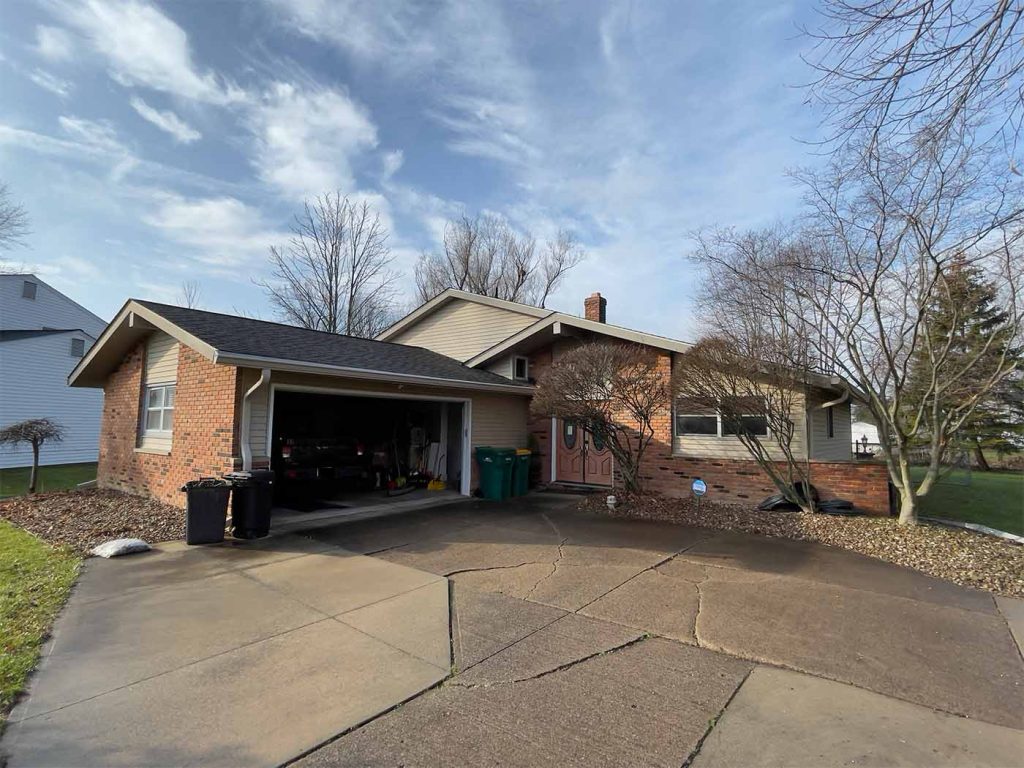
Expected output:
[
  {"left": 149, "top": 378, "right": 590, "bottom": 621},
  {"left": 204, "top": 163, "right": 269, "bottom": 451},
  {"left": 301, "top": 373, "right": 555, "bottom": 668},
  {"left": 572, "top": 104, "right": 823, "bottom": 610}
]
[{"left": 584, "top": 292, "right": 607, "bottom": 323}]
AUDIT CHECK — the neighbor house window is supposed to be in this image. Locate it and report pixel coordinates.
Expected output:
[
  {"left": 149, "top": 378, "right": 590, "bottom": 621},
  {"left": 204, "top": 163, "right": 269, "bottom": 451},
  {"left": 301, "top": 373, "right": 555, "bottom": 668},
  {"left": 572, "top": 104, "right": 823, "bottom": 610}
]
[
  {"left": 22, "top": 281, "right": 37, "bottom": 300},
  {"left": 513, "top": 356, "right": 529, "bottom": 381},
  {"left": 826, "top": 405, "right": 835, "bottom": 438},
  {"left": 144, "top": 384, "right": 175, "bottom": 433},
  {"left": 676, "top": 396, "right": 768, "bottom": 437},
  {"left": 70, "top": 338, "right": 85, "bottom": 358}
]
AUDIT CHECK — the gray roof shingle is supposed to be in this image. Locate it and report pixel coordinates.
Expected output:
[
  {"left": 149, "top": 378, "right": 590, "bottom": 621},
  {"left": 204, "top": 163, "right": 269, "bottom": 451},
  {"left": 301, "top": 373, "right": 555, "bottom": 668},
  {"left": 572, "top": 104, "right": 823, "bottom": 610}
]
[{"left": 135, "top": 301, "right": 529, "bottom": 389}]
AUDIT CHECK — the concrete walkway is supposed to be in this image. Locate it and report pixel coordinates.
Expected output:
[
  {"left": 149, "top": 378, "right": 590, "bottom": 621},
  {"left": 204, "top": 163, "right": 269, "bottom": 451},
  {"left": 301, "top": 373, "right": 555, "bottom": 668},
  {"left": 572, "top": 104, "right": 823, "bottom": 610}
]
[{"left": 3, "top": 493, "right": 1022, "bottom": 767}]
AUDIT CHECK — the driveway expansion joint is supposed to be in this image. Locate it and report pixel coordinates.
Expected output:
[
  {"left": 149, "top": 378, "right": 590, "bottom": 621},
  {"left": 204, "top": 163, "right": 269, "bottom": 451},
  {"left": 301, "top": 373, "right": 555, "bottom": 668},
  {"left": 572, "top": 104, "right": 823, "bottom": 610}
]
[
  {"left": 449, "top": 635, "right": 651, "bottom": 689},
  {"left": 681, "top": 665, "right": 754, "bottom": 768}
]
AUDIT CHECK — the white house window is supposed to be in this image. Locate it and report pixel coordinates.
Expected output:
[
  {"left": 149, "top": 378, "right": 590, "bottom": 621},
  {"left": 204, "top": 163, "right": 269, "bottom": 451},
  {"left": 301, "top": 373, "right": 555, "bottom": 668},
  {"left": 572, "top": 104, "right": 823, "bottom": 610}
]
[
  {"left": 22, "top": 281, "right": 37, "bottom": 300},
  {"left": 826, "top": 405, "right": 835, "bottom": 438},
  {"left": 676, "top": 397, "right": 768, "bottom": 437},
  {"left": 513, "top": 356, "right": 529, "bottom": 381},
  {"left": 70, "top": 338, "right": 85, "bottom": 357},
  {"left": 144, "top": 384, "right": 175, "bottom": 433}
]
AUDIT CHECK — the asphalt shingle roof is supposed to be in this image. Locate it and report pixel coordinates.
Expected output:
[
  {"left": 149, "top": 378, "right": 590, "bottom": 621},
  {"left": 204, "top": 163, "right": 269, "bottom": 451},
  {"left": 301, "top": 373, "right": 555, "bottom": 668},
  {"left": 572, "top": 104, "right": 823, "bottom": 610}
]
[{"left": 135, "top": 301, "right": 528, "bottom": 389}]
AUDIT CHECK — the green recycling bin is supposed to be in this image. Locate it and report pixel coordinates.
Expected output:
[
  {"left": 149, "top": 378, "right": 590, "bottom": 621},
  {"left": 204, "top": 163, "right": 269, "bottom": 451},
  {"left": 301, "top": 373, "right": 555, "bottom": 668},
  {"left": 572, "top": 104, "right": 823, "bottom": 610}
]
[
  {"left": 512, "top": 448, "right": 531, "bottom": 496},
  {"left": 475, "top": 446, "right": 514, "bottom": 500},
  {"left": 495, "top": 448, "right": 516, "bottom": 498}
]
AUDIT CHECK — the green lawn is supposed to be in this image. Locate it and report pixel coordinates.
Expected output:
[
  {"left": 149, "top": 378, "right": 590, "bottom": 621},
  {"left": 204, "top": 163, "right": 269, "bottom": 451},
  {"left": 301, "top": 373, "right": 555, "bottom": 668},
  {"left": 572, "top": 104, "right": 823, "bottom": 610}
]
[
  {"left": 910, "top": 467, "right": 1024, "bottom": 535},
  {"left": 0, "top": 462, "right": 97, "bottom": 498},
  {"left": 0, "top": 521, "right": 80, "bottom": 724}
]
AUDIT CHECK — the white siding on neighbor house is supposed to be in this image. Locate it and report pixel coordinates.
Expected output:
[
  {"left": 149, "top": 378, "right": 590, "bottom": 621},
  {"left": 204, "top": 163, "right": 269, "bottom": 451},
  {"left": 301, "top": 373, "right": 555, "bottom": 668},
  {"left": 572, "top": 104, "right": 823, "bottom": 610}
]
[
  {"left": 386, "top": 300, "right": 539, "bottom": 362},
  {"left": 0, "top": 274, "right": 106, "bottom": 336},
  {"left": 807, "top": 395, "right": 853, "bottom": 461},
  {"left": 137, "top": 332, "right": 179, "bottom": 453},
  {"left": 0, "top": 332, "right": 103, "bottom": 469}
]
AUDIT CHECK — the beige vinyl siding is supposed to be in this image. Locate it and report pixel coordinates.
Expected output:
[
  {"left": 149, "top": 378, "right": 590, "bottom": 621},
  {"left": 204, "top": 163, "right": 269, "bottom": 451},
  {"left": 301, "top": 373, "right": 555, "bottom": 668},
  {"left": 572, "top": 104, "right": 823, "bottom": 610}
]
[
  {"left": 138, "top": 332, "right": 179, "bottom": 453},
  {"left": 673, "top": 391, "right": 809, "bottom": 460},
  {"left": 386, "top": 299, "right": 539, "bottom": 361},
  {"left": 242, "top": 369, "right": 530, "bottom": 470},
  {"left": 807, "top": 394, "right": 853, "bottom": 460}
]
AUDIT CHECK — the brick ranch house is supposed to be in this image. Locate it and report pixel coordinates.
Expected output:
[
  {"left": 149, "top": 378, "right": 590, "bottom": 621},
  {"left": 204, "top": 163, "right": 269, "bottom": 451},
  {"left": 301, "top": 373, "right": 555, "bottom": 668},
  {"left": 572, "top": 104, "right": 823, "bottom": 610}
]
[{"left": 69, "top": 290, "right": 890, "bottom": 514}]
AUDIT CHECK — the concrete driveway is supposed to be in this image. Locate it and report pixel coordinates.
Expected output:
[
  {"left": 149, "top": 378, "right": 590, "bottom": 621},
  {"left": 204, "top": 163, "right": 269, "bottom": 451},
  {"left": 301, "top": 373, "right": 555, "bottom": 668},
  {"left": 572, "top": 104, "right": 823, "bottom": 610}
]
[{"left": 3, "top": 493, "right": 1023, "bottom": 767}]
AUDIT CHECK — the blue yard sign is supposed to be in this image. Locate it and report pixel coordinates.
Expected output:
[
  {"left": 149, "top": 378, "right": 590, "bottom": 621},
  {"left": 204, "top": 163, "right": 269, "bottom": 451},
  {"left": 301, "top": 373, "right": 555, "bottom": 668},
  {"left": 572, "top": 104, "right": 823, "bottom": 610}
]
[{"left": 692, "top": 478, "right": 707, "bottom": 497}]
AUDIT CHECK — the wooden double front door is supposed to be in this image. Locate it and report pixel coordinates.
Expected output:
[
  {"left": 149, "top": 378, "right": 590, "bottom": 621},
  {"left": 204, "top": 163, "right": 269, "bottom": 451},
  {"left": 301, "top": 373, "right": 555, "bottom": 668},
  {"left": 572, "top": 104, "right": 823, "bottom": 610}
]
[{"left": 555, "top": 419, "right": 613, "bottom": 486}]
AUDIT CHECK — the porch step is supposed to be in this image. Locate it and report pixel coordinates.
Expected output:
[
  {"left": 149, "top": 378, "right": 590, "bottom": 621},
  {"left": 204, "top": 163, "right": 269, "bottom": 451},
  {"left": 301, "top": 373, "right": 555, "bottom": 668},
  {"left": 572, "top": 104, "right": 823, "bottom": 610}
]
[{"left": 545, "top": 482, "right": 613, "bottom": 495}]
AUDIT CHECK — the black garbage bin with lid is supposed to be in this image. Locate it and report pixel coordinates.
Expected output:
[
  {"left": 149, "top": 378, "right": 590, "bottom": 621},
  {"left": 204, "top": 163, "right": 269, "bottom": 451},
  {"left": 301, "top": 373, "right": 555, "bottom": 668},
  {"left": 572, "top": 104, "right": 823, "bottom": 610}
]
[
  {"left": 225, "top": 469, "right": 275, "bottom": 539},
  {"left": 181, "top": 478, "right": 231, "bottom": 545}
]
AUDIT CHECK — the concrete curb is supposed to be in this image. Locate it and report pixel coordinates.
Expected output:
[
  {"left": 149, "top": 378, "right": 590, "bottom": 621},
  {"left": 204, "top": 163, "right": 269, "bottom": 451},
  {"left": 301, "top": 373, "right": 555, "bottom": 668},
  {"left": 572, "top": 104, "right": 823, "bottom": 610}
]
[{"left": 922, "top": 516, "right": 1024, "bottom": 545}]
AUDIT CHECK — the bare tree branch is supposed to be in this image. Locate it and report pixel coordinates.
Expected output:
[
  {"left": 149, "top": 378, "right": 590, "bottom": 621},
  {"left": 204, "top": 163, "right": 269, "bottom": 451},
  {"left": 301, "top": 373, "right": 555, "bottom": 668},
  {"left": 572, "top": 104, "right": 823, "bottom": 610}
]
[
  {"left": 257, "top": 193, "right": 399, "bottom": 338},
  {"left": 178, "top": 279, "right": 201, "bottom": 309},
  {"left": 415, "top": 214, "right": 584, "bottom": 307},
  {"left": 0, "top": 181, "right": 30, "bottom": 251}
]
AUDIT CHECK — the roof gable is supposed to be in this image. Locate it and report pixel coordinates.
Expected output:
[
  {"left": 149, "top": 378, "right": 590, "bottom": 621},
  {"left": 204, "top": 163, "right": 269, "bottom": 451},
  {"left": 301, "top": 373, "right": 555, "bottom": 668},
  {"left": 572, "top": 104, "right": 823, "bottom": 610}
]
[
  {"left": 69, "top": 300, "right": 533, "bottom": 394},
  {"left": 376, "top": 289, "right": 551, "bottom": 343}
]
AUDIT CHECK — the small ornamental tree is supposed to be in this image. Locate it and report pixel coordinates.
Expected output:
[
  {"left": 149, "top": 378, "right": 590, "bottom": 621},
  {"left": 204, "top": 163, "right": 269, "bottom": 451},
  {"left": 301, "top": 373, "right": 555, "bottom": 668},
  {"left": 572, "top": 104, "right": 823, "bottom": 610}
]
[
  {"left": 0, "top": 419, "right": 65, "bottom": 493},
  {"left": 673, "top": 338, "right": 818, "bottom": 513},
  {"left": 530, "top": 342, "right": 669, "bottom": 492}
]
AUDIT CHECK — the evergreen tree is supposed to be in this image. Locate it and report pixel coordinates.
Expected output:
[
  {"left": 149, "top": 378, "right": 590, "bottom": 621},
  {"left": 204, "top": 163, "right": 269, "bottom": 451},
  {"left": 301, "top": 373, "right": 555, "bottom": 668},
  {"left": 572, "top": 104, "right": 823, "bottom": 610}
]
[{"left": 906, "top": 254, "right": 1023, "bottom": 470}]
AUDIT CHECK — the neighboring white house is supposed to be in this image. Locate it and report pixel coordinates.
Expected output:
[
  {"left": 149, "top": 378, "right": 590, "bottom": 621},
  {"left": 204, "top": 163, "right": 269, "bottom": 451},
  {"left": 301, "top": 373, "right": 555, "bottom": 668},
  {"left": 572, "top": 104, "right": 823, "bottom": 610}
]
[{"left": 0, "top": 274, "right": 106, "bottom": 469}]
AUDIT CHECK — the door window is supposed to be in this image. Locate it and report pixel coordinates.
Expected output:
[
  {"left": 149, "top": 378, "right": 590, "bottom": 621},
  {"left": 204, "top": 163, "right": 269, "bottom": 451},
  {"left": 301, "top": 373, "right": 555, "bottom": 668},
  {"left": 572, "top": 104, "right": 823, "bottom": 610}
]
[
  {"left": 563, "top": 421, "right": 577, "bottom": 450},
  {"left": 591, "top": 430, "right": 606, "bottom": 451}
]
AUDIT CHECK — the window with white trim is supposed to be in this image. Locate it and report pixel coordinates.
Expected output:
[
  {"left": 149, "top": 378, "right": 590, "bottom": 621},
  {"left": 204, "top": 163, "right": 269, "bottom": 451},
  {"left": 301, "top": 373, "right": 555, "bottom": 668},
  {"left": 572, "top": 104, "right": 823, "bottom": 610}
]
[
  {"left": 513, "top": 356, "right": 529, "bottom": 381},
  {"left": 675, "top": 396, "right": 768, "bottom": 438},
  {"left": 144, "top": 384, "right": 175, "bottom": 433}
]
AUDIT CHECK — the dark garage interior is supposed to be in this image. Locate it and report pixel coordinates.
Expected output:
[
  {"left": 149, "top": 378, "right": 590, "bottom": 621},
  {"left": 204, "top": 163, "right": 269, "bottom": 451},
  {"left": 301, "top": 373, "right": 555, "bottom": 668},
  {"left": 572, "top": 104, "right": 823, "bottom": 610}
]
[{"left": 270, "top": 390, "right": 465, "bottom": 510}]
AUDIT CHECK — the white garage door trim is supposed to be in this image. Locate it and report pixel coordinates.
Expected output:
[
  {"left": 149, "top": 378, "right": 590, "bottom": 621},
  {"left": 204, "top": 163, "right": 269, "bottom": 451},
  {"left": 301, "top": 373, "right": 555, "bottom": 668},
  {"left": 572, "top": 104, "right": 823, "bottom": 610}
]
[{"left": 267, "top": 383, "right": 472, "bottom": 496}]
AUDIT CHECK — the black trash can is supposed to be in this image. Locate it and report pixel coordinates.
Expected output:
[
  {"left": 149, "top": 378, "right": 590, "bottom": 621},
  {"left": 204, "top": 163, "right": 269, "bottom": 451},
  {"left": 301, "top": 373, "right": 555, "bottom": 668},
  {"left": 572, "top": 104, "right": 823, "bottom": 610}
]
[
  {"left": 181, "top": 478, "right": 231, "bottom": 545},
  {"left": 225, "top": 469, "right": 275, "bottom": 539}
]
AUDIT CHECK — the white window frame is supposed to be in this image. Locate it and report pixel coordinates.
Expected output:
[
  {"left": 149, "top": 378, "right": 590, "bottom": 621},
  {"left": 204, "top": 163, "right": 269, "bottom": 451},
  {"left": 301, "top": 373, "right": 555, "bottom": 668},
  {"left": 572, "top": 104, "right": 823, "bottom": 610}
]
[
  {"left": 674, "top": 398, "right": 769, "bottom": 438},
  {"left": 144, "top": 383, "right": 176, "bottom": 434},
  {"left": 512, "top": 355, "right": 530, "bottom": 381}
]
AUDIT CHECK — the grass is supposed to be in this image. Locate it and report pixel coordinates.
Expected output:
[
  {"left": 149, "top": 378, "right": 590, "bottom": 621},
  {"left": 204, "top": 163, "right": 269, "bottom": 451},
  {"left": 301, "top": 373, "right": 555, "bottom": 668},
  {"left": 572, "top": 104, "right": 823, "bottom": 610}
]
[
  {"left": 910, "top": 467, "right": 1024, "bottom": 535},
  {"left": 0, "top": 520, "right": 80, "bottom": 725},
  {"left": 0, "top": 462, "right": 97, "bottom": 498}
]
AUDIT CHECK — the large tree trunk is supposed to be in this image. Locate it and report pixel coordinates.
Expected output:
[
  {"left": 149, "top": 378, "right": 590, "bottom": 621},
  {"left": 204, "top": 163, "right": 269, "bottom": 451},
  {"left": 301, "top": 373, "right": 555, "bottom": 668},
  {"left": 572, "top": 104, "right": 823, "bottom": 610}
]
[
  {"left": 29, "top": 442, "right": 39, "bottom": 494},
  {"left": 893, "top": 452, "right": 919, "bottom": 525},
  {"left": 972, "top": 439, "right": 991, "bottom": 472}
]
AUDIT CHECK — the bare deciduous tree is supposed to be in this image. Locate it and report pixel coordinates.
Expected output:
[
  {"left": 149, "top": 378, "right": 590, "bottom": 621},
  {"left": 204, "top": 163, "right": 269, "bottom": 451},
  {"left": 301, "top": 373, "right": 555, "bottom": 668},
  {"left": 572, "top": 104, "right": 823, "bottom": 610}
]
[
  {"left": 415, "top": 214, "right": 584, "bottom": 307},
  {"left": 806, "top": 0, "right": 1024, "bottom": 153},
  {"left": 692, "top": 122, "right": 1024, "bottom": 524},
  {"left": 0, "top": 181, "right": 30, "bottom": 251},
  {"left": 673, "top": 338, "right": 820, "bottom": 514},
  {"left": 259, "top": 193, "right": 399, "bottom": 338},
  {"left": 0, "top": 418, "right": 65, "bottom": 494},
  {"left": 531, "top": 342, "right": 669, "bottom": 492},
  {"left": 179, "top": 279, "right": 201, "bottom": 309}
]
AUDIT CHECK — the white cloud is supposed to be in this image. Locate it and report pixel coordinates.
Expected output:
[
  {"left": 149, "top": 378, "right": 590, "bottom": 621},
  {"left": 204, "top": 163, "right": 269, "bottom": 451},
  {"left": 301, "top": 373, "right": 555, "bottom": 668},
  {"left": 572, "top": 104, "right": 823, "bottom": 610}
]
[
  {"left": 51, "top": 0, "right": 243, "bottom": 104},
  {"left": 268, "top": 0, "right": 540, "bottom": 167},
  {"left": 143, "top": 193, "right": 282, "bottom": 267},
  {"left": 57, "top": 116, "right": 138, "bottom": 180},
  {"left": 246, "top": 82, "right": 377, "bottom": 199},
  {"left": 129, "top": 96, "right": 201, "bottom": 143},
  {"left": 28, "top": 69, "right": 72, "bottom": 98},
  {"left": 34, "top": 25, "right": 75, "bottom": 62},
  {"left": 381, "top": 149, "right": 403, "bottom": 180}
]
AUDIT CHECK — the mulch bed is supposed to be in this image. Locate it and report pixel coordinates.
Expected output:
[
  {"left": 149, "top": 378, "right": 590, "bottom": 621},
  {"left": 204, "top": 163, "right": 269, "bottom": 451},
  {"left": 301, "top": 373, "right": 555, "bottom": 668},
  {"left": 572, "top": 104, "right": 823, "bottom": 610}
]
[
  {"left": 0, "top": 489, "right": 184, "bottom": 554},
  {"left": 581, "top": 493, "right": 1024, "bottom": 598}
]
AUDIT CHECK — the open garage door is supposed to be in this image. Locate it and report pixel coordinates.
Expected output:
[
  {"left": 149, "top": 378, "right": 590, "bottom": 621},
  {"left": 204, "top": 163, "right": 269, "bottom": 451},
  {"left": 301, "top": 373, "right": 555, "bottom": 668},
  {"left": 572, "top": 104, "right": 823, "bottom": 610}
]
[{"left": 269, "top": 387, "right": 469, "bottom": 511}]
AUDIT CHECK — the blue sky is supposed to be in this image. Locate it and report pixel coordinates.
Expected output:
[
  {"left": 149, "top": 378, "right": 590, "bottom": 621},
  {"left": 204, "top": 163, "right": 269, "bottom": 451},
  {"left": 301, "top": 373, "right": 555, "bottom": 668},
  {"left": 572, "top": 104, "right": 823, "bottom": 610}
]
[{"left": 0, "top": 0, "right": 824, "bottom": 339}]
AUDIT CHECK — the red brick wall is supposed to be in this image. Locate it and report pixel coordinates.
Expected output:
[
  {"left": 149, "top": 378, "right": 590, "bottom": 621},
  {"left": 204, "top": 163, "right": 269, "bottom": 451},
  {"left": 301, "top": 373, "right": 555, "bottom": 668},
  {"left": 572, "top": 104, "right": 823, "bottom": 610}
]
[
  {"left": 527, "top": 347, "right": 554, "bottom": 482},
  {"left": 98, "top": 341, "right": 242, "bottom": 508},
  {"left": 637, "top": 453, "right": 892, "bottom": 516}
]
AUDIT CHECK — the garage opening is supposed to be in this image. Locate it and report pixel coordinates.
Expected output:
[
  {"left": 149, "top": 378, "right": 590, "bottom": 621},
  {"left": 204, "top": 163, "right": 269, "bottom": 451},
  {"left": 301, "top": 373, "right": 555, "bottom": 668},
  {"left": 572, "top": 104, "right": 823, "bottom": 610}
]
[{"left": 269, "top": 388, "right": 467, "bottom": 513}]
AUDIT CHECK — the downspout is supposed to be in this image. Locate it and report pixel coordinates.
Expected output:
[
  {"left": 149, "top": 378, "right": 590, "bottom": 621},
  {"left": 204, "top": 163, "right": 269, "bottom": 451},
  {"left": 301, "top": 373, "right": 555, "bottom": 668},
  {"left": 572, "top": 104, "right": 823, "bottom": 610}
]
[
  {"left": 819, "top": 386, "right": 850, "bottom": 410},
  {"left": 240, "top": 368, "right": 271, "bottom": 472}
]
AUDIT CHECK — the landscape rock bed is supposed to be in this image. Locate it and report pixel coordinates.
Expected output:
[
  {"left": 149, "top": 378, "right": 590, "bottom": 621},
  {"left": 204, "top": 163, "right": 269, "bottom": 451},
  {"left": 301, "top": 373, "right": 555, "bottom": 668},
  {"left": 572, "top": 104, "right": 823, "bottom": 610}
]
[
  {"left": 583, "top": 493, "right": 1024, "bottom": 598},
  {"left": 0, "top": 489, "right": 184, "bottom": 554}
]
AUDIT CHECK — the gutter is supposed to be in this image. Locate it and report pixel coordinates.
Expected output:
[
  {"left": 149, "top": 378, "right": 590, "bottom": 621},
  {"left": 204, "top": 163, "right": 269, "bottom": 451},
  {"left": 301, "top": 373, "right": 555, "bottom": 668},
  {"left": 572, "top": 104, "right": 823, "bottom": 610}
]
[
  {"left": 213, "top": 351, "right": 535, "bottom": 395},
  {"left": 240, "top": 368, "right": 270, "bottom": 471}
]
